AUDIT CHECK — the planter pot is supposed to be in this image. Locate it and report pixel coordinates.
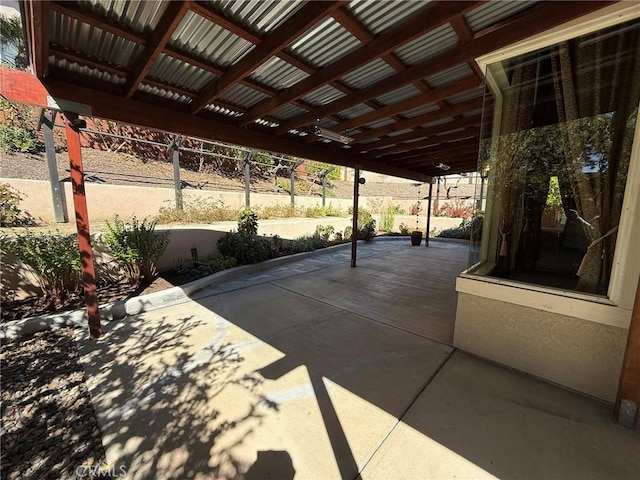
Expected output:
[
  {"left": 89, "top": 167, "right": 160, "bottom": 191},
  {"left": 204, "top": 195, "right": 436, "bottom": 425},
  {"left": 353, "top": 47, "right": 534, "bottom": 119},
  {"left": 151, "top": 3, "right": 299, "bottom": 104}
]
[{"left": 411, "top": 231, "right": 423, "bottom": 246}]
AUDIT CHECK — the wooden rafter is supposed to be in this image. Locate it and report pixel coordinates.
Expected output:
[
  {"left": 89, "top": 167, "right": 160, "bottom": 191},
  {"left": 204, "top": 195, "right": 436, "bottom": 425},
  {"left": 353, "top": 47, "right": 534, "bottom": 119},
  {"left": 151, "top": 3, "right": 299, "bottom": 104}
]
[
  {"left": 124, "top": 1, "right": 191, "bottom": 98},
  {"left": 355, "top": 114, "right": 482, "bottom": 153},
  {"left": 189, "top": 1, "right": 343, "bottom": 114},
  {"left": 41, "top": 77, "right": 431, "bottom": 182},
  {"left": 353, "top": 97, "right": 483, "bottom": 142},
  {"left": 362, "top": 127, "right": 481, "bottom": 159},
  {"left": 275, "top": 0, "right": 610, "bottom": 134},
  {"left": 387, "top": 141, "right": 480, "bottom": 165},
  {"left": 329, "top": 76, "right": 481, "bottom": 134},
  {"left": 239, "top": 1, "right": 484, "bottom": 127}
]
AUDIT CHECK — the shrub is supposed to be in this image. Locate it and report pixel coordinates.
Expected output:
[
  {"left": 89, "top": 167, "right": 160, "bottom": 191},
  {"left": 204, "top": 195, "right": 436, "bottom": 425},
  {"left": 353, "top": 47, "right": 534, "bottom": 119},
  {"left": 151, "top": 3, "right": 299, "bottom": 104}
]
[
  {"left": 398, "top": 223, "right": 411, "bottom": 235},
  {"left": 238, "top": 207, "right": 259, "bottom": 235},
  {"left": 0, "top": 183, "right": 35, "bottom": 227},
  {"left": 348, "top": 207, "right": 376, "bottom": 242},
  {"left": 289, "top": 233, "right": 328, "bottom": 253},
  {"left": 0, "top": 230, "right": 81, "bottom": 301},
  {"left": 217, "top": 210, "right": 278, "bottom": 265},
  {"left": 380, "top": 204, "right": 404, "bottom": 233},
  {"left": 0, "top": 98, "right": 44, "bottom": 154},
  {"left": 103, "top": 215, "right": 169, "bottom": 285},
  {"left": 437, "top": 214, "right": 484, "bottom": 240},
  {"left": 434, "top": 198, "right": 474, "bottom": 218},
  {"left": 315, "top": 224, "right": 335, "bottom": 242},
  {"left": 171, "top": 254, "right": 237, "bottom": 280}
]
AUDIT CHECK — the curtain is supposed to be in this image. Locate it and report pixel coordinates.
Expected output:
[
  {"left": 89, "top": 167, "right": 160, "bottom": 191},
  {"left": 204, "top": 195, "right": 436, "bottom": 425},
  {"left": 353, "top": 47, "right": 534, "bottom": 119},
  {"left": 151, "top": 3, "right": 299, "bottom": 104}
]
[{"left": 550, "top": 25, "right": 640, "bottom": 293}]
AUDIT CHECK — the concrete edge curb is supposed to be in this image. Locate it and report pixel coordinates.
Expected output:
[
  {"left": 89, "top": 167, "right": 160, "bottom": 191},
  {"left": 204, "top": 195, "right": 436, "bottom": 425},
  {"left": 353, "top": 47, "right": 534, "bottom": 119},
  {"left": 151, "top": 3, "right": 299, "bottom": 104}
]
[
  {"left": 0, "top": 237, "right": 467, "bottom": 340},
  {"left": 0, "top": 241, "right": 354, "bottom": 340}
]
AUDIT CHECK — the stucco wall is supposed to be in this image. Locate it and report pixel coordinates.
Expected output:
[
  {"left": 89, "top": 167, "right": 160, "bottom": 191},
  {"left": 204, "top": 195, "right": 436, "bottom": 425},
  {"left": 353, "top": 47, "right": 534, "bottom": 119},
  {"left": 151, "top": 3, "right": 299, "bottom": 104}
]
[
  {"left": 1, "top": 178, "right": 393, "bottom": 224},
  {"left": 454, "top": 292, "right": 627, "bottom": 402}
]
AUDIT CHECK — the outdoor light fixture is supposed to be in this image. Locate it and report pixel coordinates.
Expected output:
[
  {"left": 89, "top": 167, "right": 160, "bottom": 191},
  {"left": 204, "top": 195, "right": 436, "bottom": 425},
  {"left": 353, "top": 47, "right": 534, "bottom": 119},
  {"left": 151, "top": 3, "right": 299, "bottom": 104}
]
[
  {"left": 309, "top": 124, "right": 354, "bottom": 144},
  {"left": 358, "top": 177, "right": 366, "bottom": 185},
  {"left": 433, "top": 162, "right": 450, "bottom": 171}
]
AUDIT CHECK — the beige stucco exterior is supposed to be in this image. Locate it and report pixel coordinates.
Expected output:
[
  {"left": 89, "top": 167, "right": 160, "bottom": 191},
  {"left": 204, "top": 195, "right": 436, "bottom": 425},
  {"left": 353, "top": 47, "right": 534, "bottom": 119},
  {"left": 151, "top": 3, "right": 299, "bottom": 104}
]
[{"left": 454, "top": 292, "right": 627, "bottom": 402}]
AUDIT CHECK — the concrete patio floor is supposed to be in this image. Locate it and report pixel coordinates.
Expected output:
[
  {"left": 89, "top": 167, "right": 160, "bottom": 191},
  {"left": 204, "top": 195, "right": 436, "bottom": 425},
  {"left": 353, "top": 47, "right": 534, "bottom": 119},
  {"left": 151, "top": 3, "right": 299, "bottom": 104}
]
[{"left": 76, "top": 240, "right": 639, "bottom": 480}]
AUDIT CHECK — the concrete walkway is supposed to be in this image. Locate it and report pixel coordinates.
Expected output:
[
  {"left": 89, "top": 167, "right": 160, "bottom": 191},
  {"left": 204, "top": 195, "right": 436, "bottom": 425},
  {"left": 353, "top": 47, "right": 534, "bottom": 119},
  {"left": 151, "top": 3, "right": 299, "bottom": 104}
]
[{"left": 76, "top": 240, "right": 639, "bottom": 480}]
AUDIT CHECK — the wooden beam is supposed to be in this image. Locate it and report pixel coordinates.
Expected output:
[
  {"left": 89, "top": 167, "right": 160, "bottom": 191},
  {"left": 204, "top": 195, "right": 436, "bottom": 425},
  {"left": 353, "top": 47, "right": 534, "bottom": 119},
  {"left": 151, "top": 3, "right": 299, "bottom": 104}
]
[
  {"left": 363, "top": 127, "right": 481, "bottom": 159},
  {"left": 384, "top": 139, "right": 480, "bottom": 164},
  {"left": 388, "top": 145, "right": 478, "bottom": 168},
  {"left": 49, "top": 1, "right": 147, "bottom": 44},
  {"left": 353, "top": 97, "right": 483, "bottom": 142},
  {"left": 355, "top": 114, "right": 482, "bottom": 153},
  {"left": 42, "top": 78, "right": 432, "bottom": 182},
  {"left": 275, "top": 1, "right": 610, "bottom": 134},
  {"left": 240, "top": 1, "right": 484, "bottom": 127},
  {"left": 615, "top": 276, "right": 640, "bottom": 428},
  {"left": 124, "top": 1, "right": 191, "bottom": 98},
  {"left": 64, "top": 111, "right": 102, "bottom": 339},
  {"left": 49, "top": 45, "right": 128, "bottom": 77},
  {"left": 328, "top": 76, "right": 481, "bottom": 134},
  {"left": 331, "top": 7, "right": 432, "bottom": 95},
  {"left": 29, "top": 0, "right": 50, "bottom": 77},
  {"left": 190, "top": 1, "right": 342, "bottom": 114}
]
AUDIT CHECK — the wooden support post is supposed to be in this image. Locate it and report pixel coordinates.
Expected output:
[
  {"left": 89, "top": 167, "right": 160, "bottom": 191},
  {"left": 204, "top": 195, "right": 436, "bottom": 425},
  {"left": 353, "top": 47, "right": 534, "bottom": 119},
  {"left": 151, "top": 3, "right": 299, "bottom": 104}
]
[
  {"left": 614, "top": 275, "right": 640, "bottom": 429},
  {"left": 244, "top": 156, "right": 251, "bottom": 207},
  {"left": 64, "top": 112, "right": 102, "bottom": 339},
  {"left": 351, "top": 168, "right": 360, "bottom": 268},
  {"left": 322, "top": 176, "right": 327, "bottom": 207},
  {"left": 42, "top": 109, "right": 67, "bottom": 222},
  {"left": 290, "top": 169, "right": 295, "bottom": 206},
  {"left": 425, "top": 181, "right": 433, "bottom": 247},
  {"left": 172, "top": 145, "right": 183, "bottom": 210}
]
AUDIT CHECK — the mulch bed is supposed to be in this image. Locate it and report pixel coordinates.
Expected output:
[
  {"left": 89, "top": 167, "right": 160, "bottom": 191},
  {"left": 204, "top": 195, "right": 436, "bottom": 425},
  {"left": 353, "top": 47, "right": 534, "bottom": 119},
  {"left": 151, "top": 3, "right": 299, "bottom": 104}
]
[
  {"left": 1, "top": 273, "right": 189, "bottom": 323},
  {"left": 1, "top": 328, "right": 107, "bottom": 480}
]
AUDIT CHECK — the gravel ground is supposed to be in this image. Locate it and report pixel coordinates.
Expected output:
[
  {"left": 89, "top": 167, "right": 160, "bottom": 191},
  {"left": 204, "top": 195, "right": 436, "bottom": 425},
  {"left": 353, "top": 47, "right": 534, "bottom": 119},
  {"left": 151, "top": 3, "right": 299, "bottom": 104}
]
[{"left": 1, "top": 328, "right": 108, "bottom": 480}]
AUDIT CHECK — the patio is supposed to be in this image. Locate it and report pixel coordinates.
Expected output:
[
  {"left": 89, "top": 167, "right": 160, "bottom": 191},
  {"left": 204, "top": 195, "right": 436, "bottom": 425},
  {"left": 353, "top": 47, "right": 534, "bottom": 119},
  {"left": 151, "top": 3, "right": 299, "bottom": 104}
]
[{"left": 76, "top": 240, "right": 639, "bottom": 479}]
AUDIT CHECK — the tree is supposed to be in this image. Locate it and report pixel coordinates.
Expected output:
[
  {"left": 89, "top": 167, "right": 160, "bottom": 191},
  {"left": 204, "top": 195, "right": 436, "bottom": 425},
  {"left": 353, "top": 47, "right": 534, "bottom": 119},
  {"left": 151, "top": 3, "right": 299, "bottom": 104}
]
[{"left": 0, "top": 15, "right": 27, "bottom": 69}]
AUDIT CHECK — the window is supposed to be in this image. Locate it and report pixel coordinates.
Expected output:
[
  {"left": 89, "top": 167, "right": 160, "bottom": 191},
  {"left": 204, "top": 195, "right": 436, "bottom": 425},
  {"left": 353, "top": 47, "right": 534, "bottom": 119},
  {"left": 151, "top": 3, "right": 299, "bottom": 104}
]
[{"left": 473, "top": 19, "right": 640, "bottom": 296}]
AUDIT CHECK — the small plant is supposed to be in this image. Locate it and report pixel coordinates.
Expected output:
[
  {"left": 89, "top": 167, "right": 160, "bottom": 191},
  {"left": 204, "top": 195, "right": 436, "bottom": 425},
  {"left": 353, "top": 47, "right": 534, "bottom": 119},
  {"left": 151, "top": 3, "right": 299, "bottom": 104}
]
[
  {"left": 0, "top": 230, "right": 82, "bottom": 301},
  {"left": 398, "top": 223, "right": 410, "bottom": 235},
  {"left": 103, "top": 215, "right": 169, "bottom": 285},
  {"left": 0, "top": 98, "right": 44, "bottom": 154},
  {"left": 171, "top": 254, "right": 237, "bottom": 280},
  {"left": 217, "top": 211, "right": 278, "bottom": 265},
  {"left": 380, "top": 204, "right": 404, "bottom": 233},
  {"left": 0, "top": 183, "right": 35, "bottom": 227},
  {"left": 315, "top": 224, "right": 335, "bottom": 242},
  {"left": 238, "top": 207, "right": 259, "bottom": 235},
  {"left": 346, "top": 207, "right": 377, "bottom": 242},
  {"left": 290, "top": 232, "right": 328, "bottom": 253}
]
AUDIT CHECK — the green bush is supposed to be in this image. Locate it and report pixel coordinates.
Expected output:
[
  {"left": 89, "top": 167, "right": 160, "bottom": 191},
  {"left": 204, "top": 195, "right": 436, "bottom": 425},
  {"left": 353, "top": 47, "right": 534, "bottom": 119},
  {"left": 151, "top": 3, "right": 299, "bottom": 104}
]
[
  {"left": 0, "top": 230, "right": 81, "bottom": 300},
  {"left": 0, "top": 183, "right": 35, "bottom": 227},
  {"left": 437, "top": 214, "right": 484, "bottom": 240},
  {"left": 398, "top": 223, "right": 411, "bottom": 235},
  {"left": 0, "top": 98, "right": 44, "bottom": 154},
  {"left": 171, "top": 254, "right": 237, "bottom": 280},
  {"left": 315, "top": 224, "right": 335, "bottom": 242},
  {"left": 103, "top": 215, "right": 169, "bottom": 284},
  {"left": 289, "top": 232, "right": 328, "bottom": 254},
  {"left": 217, "top": 210, "right": 278, "bottom": 265},
  {"left": 380, "top": 204, "right": 404, "bottom": 232},
  {"left": 347, "top": 207, "right": 376, "bottom": 242},
  {"left": 238, "top": 207, "right": 259, "bottom": 235}
]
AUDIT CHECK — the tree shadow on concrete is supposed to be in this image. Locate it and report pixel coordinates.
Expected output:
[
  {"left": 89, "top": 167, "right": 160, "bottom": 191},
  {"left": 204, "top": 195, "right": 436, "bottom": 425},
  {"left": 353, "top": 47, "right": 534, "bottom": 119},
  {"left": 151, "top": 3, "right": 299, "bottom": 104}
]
[{"left": 77, "top": 313, "right": 279, "bottom": 479}]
